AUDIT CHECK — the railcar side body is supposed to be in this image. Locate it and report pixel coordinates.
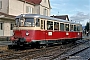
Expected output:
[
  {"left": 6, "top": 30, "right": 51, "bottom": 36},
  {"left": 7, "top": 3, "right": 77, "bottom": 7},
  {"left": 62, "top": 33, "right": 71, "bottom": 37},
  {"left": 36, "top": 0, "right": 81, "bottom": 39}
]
[{"left": 10, "top": 14, "right": 82, "bottom": 46}]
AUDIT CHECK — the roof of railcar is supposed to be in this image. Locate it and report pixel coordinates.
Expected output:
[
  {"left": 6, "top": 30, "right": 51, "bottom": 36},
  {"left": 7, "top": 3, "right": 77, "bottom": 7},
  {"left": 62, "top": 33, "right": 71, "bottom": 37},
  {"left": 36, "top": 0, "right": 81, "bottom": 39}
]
[{"left": 16, "top": 14, "right": 82, "bottom": 25}]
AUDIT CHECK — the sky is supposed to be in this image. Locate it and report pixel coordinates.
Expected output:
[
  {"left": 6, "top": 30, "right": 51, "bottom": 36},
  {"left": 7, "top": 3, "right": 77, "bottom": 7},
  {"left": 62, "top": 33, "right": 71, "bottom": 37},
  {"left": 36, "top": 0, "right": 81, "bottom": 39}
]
[{"left": 50, "top": 0, "right": 90, "bottom": 26}]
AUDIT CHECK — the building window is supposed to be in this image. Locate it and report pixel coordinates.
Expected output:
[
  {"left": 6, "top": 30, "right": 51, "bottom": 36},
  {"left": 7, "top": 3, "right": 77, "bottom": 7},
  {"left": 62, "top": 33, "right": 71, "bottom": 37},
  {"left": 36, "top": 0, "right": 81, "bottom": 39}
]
[
  {"left": 0, "top": 23, "right": 3, "bottom": 30},
  {"left": 0, "top": 1, "right": 2, "bottom": 9},
  {"left": 26, "top": 6, "right": 33, "bottom": 14},
  {"left": 11, "top": 23, "right": 14, "bottom": 30},
  {"left": 43, "top": 8, "right": 47, "bottom": 15}
]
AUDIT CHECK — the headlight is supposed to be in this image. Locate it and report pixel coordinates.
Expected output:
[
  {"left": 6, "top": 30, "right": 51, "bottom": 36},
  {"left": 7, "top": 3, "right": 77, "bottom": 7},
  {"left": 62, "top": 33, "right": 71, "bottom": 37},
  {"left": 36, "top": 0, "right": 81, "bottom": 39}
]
[{"left": 26, "top": 31, "right": 29, "bottom": 36}]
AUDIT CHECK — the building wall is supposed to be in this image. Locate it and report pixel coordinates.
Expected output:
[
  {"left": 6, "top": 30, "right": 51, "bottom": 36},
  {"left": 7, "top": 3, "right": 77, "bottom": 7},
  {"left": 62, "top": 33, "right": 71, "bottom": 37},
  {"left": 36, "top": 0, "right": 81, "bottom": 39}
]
[
  {"left": 0, "top": 0, "right": 51, "bottom": 16},
  {"left": 40, "top": 0, "right": 50, "bottom": 16},
  {"left": 0, "top": 0, "right": 51, "bottom": 37},
  {"left": 33, "top": 5, "right": 40, "bottom": 14},
  {"left": 0, "top": 18, "right": 15, "bottom": 36},
  {"left": 9, "top": 0, "right": 34, "bottom": 16},
  {"left": 0, "top": 20, "right": 3, "bottom": 36},
  {"left": 0, "top": 0, "right": 9, "bottom": 14}
]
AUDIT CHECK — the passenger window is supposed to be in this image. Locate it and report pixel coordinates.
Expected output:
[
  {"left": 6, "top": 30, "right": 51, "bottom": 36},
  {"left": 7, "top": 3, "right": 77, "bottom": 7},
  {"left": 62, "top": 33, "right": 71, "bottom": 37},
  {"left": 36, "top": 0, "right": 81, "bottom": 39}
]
[
  {"left": 77, "top": 25, "right": 80, "bottom": 31},
  {"left": 47, "top": 21, "right": 53, "bottom": 30},
  {"left": 60, "top": 23, "right": 64, "bottom": 31},
  {"left": 65, "top": 24, "right": 69, "bottom": 31},
  {"left": 74, "top": 25, "right": 77, "bottom": 31},
  {"left": 36, "top": 19, "right": 40, "bottom": 27},
  {"left": 70, "top": 25, "right": 73, "bottom": 31},
  {"left": 41, "top": 20, "right": 43, "bottom": 29},
  {"left": 54, "top": 22, "right": 59, "bottom": 30},
  {"left": 80, "top": 25, "right": 82, "bottom": 31},
  {"left": 44, "top": 20, "right": 45, "bottom": 29}
]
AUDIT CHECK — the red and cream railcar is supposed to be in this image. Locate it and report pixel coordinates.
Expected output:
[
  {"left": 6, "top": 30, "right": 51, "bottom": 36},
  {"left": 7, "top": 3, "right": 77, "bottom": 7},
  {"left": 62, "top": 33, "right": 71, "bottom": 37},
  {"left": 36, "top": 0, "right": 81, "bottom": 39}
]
[{"left": 10, "top": 14, "right": 82, "bottom": 46}]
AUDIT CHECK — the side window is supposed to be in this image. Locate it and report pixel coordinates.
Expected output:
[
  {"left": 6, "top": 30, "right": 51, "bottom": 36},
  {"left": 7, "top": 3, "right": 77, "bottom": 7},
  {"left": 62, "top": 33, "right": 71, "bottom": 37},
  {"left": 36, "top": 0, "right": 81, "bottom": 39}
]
[
  {"left": 44, "top": 20, "right": 45, "bottom": 29},
  {"left": 74, "top": 25, "right": 77, "bottom": 31},
  {"left": 54, "top": 22, "right": 59, "bottom": 30},
  {"left": 80, "top": 25, "right": 82, "bottom": 31},
  {"left": 60, "top": 23, "right": 64, "bottom": 31},
  {"left": 41, "top": 20, "right": 43, "bottom": 29},
  {"left": 47, "top": 21, "right": 53, "bottom": 30},
  {"left": 77, "top": 25, "right": 80, "bottom": 31},
  {"left": 65, "top": 24, "right": 69, "bottom": 31},
  {"left": 36, "top": 19, "right": 40, "bottom": 27},
  {"left": 70, "top": 25, "right": 73, "bottom": 31}
]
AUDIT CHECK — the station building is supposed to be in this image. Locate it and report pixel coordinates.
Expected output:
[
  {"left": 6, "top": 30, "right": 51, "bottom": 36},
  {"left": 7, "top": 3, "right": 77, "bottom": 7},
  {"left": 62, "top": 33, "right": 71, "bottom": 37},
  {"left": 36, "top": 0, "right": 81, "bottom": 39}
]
[{"left": 0, "top": 0, "right": 51, "bottom": 37}]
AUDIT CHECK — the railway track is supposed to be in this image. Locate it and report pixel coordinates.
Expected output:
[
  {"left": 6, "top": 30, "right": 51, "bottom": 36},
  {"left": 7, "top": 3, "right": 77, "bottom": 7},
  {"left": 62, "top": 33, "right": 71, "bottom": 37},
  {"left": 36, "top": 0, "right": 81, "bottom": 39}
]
[
  {"left": 32, "top": 39, "right": 90, "bottom": 60},
  {"left": 0, "top": 44, "right": 66, "bottom": 60},
  {"left": 0, "top": 39, "right": 89, "bottom": 60},
  {"left": 53, "top": 40, "right": 90, "bottom": 60}
]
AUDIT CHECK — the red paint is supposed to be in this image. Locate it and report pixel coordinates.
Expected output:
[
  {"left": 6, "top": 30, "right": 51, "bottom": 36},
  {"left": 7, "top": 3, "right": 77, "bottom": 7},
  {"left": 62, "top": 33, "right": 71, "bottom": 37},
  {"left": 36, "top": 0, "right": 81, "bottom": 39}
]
[
  {"left": 25, "top": 0, "right": 42, "bottom": 4},
  {"left": 11, "top": 30, "right": 82, "bottom": 42},
  {"left": 10, "top": 36, "right": 14, "bottom": 41}
]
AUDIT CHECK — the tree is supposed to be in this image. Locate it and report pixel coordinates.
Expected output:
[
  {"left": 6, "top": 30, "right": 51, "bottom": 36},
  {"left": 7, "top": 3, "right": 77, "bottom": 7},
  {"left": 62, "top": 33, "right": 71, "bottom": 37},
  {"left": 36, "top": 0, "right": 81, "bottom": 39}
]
[{"left": 85, "top": 22, "right": 89, "bottom": 31}]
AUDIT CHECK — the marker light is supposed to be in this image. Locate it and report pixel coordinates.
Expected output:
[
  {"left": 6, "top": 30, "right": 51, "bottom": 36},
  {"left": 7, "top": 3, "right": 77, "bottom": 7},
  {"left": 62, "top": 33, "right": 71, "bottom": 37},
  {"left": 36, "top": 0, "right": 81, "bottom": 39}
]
[{"left": 26, "top": 31, "right": 29, "bottom": 36}]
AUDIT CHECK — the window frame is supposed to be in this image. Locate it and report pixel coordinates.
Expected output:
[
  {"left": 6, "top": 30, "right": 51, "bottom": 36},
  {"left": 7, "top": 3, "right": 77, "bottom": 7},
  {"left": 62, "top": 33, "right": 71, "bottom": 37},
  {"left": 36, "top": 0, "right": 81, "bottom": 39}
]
[
  {"left": 64, "top": 23, "right": 70, "bottom": 31},
  {"left": 47, "top": 20, "right": 53, "bottom": 30},
  {"left": 0, "top": 1, "right": 2, "bottom": 9},
  {"left": 24, "top": 18, "right": 35, "bottom": 27},
  {"left": 26, "top": 6, "right": 33, "bottom": 14},
  {"left": 60, "top": 22, "right": 65, "bottom": 31},
  {"left": 74, "top": 24, "right": 77, "bottom": 31},
  {"left": 70, "top": 24, "right": 74, "bottom": 31},
  {"left": 54, "top": 21, "right": 59, "bottom": 31}
]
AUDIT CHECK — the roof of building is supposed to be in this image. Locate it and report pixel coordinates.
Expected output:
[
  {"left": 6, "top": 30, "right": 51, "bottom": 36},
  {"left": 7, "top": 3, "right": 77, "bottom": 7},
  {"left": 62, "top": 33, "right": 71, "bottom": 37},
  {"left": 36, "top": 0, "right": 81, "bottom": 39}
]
[
  {"left": 51, "top": 15, "right": 69, "bottom": 21},
  {"left": 25, "top": 0, "right": 42, "bottom": 5}
]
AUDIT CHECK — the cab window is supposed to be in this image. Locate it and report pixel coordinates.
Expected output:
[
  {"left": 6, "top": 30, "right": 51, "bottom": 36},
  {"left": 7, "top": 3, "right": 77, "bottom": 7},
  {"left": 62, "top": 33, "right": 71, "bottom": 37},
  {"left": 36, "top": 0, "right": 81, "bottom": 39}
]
[
  {"left": 24, "top": 18, "right": 34, "bottom": 27},
  {"left": 36, "top": 19, "right": 40, "bottom": 27},
  {"left": 15, "top": 18, "right": 19, "bottom": 27}
]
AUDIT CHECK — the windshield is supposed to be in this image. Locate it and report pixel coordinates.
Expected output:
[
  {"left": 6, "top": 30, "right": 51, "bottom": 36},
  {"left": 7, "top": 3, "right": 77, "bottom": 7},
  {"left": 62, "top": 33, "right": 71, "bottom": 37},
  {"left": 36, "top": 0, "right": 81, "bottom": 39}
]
[
  {"left": 24, "top": 18, "right": 34, "bottom": 27},
  {"left": 15, "top": 18, "right": 35, "bottom": 27}
]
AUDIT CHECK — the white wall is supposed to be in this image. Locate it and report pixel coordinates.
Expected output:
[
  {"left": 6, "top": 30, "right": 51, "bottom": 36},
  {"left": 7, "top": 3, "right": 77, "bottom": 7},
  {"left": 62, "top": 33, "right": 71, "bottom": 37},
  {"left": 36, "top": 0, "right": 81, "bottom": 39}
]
[
  {"left": 3, "top": 22, "right": 10, "bottom": 36},
  {"left": 9, "top": 0, "right": 34, "bottom": 16},
  {"left": 40, "top": 0, "right": 50, "bottom": 16},
  {"left": 0, "top": 0, "right": 9, "bottom": 14}
]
